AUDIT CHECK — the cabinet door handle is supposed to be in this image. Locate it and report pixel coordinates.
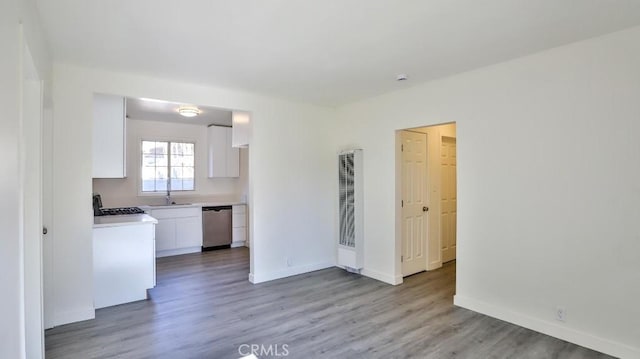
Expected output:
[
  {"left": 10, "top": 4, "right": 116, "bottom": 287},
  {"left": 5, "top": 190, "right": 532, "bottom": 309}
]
[{"left": 423, "top": 206, "right": 429, "bottom": 212}]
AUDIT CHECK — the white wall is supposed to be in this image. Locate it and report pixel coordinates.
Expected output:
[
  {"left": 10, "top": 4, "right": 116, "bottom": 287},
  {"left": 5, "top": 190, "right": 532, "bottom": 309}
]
[
  {"left": 50, "top": 64, "right": 337, "bottom": 325},
  {"left": 336, "top": 27, "right": 640, "bottom": 358},
  {"left": 248, "top": 101, "right": 337, "bottom": 282},
  {"left": 93, "top": 119, "right": 248, "bottom": 207},
  {"left": 0, "top": 4, "right": 24, "bottom": 354},
  {"left": 0, "top": 0, "right": 51, "bottom": 358},
  {"left": 50, "top": 65, "right": 97, "bottom": 326}
]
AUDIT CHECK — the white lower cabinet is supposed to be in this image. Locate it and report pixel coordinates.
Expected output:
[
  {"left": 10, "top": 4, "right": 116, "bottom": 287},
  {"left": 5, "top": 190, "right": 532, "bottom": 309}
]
[
  {"left": 154, "top": 219, "right": 175, "bottom": 251},
  {"left": 93, "top": 222, "right": 156, "bottom": 309},
  {"left": 150, "top": 207, "right": 203, "bottom": 257},
  {"left": 176, "top": 216, "right": 202, "bottom": 248},
  {"left": 232, "top": 205, "right": 248, "bottom": 247}
]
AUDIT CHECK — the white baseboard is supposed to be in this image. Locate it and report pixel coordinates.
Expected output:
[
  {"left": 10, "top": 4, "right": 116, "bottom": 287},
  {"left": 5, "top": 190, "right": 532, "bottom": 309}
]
[
  {"left": 53, "top": 307, "right": 95, "bottom": 327},
  {"left": 427, "top": 261, "right": 443, "bottom": 271},
  {"left": 231, "top": 241, "right": 245, "bottom": 248},
  {"left": 156, "top": 246, "right": 201, "bottom": 258},
  {"left": 250, "top": 261, "right": 334, "bottom": 284},
  {"left": 454, "top": 295, "right": 640, "bottom": 359},
  {"left": 360, "top": 267, "right": 403, "bottom": 285}
]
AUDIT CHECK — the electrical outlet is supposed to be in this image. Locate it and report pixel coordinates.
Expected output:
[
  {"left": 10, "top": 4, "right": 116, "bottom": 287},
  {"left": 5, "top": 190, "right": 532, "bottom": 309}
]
[{"left": 556, "top": 307, "right": 566, "bottom": 322}]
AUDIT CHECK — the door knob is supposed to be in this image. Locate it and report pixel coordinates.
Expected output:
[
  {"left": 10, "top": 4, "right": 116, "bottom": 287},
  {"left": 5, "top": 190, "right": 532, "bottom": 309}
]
[
  {"left": 43, "top": 227, "right": 48, "bottom": 235},
  {"left": 423, "top": 206, "right": 429, "bottom": 212}
]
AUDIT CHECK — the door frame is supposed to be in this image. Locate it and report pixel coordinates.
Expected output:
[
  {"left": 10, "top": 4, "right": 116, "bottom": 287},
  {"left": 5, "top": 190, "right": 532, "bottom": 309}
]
[{"left": 20, "top": 25, "right": 45, "bottom": 359}]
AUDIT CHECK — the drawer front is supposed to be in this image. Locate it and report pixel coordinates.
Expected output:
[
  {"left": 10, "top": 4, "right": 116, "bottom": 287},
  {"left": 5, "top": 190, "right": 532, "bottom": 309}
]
[
  {"left": 232, "top": 227, "right": 246, "bottom": 243},
  {"left": 232, "top": 205, "right": 246, "bottom": 214},
  {"left": 232, "top": 213, "right": 246, "bottom": 228},
  {"left": 150, "top": 207, "right": 201, "bottom": 219}
]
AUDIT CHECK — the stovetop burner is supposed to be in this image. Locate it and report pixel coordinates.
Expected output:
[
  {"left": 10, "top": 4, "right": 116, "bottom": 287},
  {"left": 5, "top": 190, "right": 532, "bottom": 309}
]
[{"left": 97, "top": 207, "right": 145, "bottom": 216}]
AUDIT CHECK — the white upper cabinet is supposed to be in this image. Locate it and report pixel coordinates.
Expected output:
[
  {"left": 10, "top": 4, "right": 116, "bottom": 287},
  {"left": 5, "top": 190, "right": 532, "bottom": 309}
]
[
  {"left": 231, "top": 111, "right": 250, "bottom": 148},
  {"left": 208, "top": 125, "right": 239, "bottom": 178},
  {"left": 92, "top": 93, "right": 126, "bottom": 178}
]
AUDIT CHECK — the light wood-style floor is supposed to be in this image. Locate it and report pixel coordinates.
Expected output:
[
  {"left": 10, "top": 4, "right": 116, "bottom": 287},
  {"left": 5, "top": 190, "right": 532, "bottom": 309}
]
[{"left": 45, "top": 248, "right": 612, "bottom": 358}]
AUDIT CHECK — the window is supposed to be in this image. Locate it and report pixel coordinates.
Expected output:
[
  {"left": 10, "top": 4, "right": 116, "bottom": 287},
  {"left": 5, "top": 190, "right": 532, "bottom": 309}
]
[{"left": 141, "top": 140, "right": 195, "bottom": 192}]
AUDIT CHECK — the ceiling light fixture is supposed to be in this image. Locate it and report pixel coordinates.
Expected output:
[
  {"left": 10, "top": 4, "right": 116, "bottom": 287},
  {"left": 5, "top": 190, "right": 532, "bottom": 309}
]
[
  {"left": 396, "top": 74, "right": 408, "bottom": 81},
  {"left": 178, "top": 105, "right": 201, "bottom": 117}
]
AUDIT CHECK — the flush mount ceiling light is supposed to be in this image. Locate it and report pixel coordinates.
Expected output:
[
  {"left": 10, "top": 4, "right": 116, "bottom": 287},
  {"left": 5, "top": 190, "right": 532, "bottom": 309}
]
[
  {"left": 396, "top": 74, "right": 408, "bottom": 81},
  {"left": 178, "top": 105, "right": 201, "bottom": 117}
]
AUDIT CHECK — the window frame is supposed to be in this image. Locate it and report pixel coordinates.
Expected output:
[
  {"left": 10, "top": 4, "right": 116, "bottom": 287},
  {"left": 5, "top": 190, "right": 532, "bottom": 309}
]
[{"left": 139, "top": 138, "right": 196, "bottom": 195}]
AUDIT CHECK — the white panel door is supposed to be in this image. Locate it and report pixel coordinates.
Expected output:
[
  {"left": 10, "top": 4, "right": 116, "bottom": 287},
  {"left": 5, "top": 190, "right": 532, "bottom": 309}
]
[
  {"left": 401, "top": 131, "right": 428, "bottom": 276},
  {"left": 441, "top": 137, "right": 457, "bottom": 263}
]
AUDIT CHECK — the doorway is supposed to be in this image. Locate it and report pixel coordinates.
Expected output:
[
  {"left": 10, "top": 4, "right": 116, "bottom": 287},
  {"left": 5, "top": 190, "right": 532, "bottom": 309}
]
[{"left": 398, "top": 123, "right": 457, "bottom": 277}]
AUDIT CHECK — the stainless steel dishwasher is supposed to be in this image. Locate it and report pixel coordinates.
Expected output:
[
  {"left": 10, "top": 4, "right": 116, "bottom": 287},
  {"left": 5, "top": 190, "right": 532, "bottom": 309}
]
[{"left": 202, "top": 206, "right": 232, "bottom": 250}]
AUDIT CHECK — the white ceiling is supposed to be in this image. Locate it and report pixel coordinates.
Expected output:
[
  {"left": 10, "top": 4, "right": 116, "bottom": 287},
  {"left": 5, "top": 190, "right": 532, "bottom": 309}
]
[
  {"left": 37, "top": 0, "right": 640, "bottom": 106},
  {"left": 126, "top": 97, "right": 232, "bottom": 126}
]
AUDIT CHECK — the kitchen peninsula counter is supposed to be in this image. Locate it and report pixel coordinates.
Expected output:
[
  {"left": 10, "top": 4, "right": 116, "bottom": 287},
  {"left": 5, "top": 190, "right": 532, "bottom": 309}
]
[
  {"left": 92, "top": 214, "right": 157, "bottom": 309},
  {"left": 93, "top": 213, "right": 158, "bottom": 228}
]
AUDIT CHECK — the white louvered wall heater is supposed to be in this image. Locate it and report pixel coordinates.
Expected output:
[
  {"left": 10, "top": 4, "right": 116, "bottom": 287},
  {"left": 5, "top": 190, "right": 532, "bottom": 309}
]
[{"left": 337, "top": 149, "right": 364, "bottom": 273}]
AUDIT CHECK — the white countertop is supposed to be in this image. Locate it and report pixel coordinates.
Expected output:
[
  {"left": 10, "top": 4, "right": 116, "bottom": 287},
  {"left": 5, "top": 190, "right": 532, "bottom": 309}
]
[
  {"left": 198, "top": 201, "right": 246, "bottom": 207},
  {"left": 93, "top": 214, "right": 159, "bottom": 228},
  {"left": 139, "top": 201, "right": 246, "bottom": 210}
]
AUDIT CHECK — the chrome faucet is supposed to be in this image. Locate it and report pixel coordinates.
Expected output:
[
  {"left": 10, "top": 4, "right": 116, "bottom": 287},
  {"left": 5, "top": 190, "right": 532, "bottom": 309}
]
[{"left": 165, "top": 189, "right": 172, "bottom": 205}]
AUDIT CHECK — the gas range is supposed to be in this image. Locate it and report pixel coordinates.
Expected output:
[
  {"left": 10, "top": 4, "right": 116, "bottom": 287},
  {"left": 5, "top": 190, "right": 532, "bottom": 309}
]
[{"left": 96, "top": 207, "right": 146, "bottom": 216}]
